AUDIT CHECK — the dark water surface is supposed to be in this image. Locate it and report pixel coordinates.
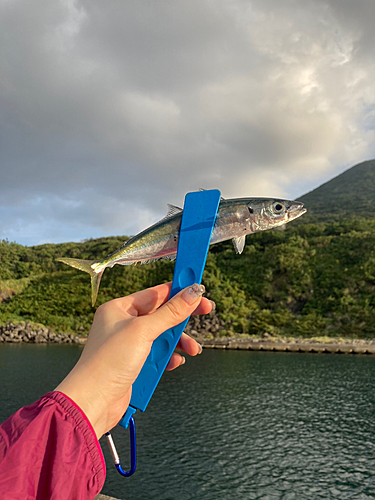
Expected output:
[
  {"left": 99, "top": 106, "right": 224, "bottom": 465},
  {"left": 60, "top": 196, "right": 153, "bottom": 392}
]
[{"left": 1, "top": 345, "right": 375, "bottom": 499}]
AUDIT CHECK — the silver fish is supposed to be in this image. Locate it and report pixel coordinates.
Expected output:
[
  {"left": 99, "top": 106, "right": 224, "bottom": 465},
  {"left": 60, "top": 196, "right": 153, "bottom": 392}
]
[{"left": 58, "top": 196, "right": 306, "bottom": 305}]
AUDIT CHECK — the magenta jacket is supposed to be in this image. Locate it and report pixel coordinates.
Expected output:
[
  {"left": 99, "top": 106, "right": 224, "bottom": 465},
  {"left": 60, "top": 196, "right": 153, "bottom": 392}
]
[{"left": 0, "top": 392, "right": 106, "bottom": 499}]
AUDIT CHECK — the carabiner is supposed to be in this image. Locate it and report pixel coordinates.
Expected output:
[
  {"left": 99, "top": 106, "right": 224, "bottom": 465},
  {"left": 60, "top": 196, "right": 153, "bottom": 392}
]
[{"left": 105, "top": 416, "right": 137, "bottom": 477}]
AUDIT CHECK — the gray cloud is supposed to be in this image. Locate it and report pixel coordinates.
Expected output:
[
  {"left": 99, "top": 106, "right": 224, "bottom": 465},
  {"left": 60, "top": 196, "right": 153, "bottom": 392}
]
[{"left": 1, "top": 0, "right": 375, "bottom": 245}]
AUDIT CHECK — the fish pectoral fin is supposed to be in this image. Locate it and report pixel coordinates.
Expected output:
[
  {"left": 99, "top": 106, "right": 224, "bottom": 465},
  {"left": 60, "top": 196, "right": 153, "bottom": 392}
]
[{"left": 232, "top": 236, "right": 246, "bottom": 254}]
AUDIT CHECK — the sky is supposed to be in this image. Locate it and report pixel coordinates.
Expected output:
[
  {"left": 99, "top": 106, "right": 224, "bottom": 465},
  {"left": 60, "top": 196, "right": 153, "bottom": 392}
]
[{"left": 1, "top": 0, "right": 375, "bottom": 246}]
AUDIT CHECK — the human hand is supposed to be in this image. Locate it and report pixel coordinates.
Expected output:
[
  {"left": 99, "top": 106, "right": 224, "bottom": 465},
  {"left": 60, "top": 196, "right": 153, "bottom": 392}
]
[{"left": 55, "top": 282, "right": 212, "bottom": 438}]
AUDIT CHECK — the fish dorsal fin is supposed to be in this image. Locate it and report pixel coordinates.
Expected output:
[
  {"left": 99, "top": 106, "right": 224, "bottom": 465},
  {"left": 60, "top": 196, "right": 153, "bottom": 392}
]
[
  {"left": 156, "top": 204, "right": 183, "bottom": 225},
  {"left": 199, "top": 188, "right": 226, "bottom": 201},
  {"left": 232, "top": 235, "right": 246, "bottom": 254},
  {"left": 166, "top": 204, "right": 183, "bottom": 217}
]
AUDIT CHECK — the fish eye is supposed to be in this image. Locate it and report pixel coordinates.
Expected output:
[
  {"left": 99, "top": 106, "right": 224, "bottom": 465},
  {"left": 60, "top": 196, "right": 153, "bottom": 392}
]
[{"left": 273, "top": 202, "right": 285, "bottom": 214}]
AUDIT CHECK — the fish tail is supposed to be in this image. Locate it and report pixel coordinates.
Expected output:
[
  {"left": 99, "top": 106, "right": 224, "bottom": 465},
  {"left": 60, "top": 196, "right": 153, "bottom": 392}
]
[{"left": 56, "top": 257, "right": 105, "bottom": 306}]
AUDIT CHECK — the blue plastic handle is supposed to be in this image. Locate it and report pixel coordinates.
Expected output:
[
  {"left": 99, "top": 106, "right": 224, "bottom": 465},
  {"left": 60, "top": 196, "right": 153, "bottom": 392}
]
[{"left": 119, "top": 189, "right": 221, "bottom": 429}]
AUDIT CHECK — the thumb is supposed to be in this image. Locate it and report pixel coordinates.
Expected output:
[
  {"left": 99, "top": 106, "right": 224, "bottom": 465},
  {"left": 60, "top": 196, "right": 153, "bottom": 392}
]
[{"left": 142, "top": 283, "right": 205, "bottom": 340}]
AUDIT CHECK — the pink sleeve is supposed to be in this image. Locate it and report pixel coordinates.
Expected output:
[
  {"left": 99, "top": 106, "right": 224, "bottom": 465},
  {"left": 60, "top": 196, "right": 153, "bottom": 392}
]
[{"left": 0, "top": 391, "right": 106, "bottom": 500}]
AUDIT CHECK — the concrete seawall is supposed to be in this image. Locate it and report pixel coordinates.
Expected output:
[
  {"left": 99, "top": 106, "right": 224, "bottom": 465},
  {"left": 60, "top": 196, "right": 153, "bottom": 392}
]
[{"left": 200, "top": 339, "right": 375, "bottom": 354}]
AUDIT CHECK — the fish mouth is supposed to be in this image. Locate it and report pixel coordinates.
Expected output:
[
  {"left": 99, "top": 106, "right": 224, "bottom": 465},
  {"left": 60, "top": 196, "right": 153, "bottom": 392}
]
[{"left": 288, "top": 201, "right": 307, "bottom": 220}]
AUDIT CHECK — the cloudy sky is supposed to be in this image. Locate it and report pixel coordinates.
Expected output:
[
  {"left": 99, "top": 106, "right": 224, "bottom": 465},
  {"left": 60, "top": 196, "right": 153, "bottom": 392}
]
[{"left": 1, "top": 0, "right": 375, "bottom": 246}]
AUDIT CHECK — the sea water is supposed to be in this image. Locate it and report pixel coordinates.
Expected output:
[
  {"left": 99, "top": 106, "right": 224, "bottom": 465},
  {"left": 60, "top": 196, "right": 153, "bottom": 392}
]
[{"left": 1, "top": 345, "right": 375, "bottom": 499}]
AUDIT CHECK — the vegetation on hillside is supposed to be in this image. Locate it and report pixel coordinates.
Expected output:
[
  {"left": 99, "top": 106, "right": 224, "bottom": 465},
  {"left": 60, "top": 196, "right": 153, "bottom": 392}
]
[
  {"left": 1, "top": 217, "right": 375, "bottom": 339},
  {"left": 299, "top": 159, "right": 375, "bottom": 223}
]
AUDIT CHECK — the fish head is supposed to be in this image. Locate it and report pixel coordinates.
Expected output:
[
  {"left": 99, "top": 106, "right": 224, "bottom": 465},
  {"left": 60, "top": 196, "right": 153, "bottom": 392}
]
[{"left": 246, "top": 198, "right": 307, "bottom": 230}]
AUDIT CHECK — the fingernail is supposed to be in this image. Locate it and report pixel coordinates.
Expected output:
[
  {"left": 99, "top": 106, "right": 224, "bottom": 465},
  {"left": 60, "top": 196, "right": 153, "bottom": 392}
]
[
  {"left": 182, "top": 283, "right": 205, "bottom": 305},
  {"left": 197, "top": 343, "right": 203, "bottom": 354},
  {"left": 180, "top": 356, "right": 186, "bottom": 365},
  {"left": 209, "top": 300, "right": 216, "bottom": 312}
]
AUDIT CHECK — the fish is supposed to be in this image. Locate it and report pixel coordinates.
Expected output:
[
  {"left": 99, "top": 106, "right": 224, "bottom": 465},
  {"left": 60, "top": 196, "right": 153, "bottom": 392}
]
[{"left": 57, "top": 196, "right": 306, "bottom": 305}]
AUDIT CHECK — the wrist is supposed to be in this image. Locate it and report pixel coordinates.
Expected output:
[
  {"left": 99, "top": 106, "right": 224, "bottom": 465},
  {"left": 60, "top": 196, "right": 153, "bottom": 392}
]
[{"left": 55, "top": 367, "right": 107, "bottom": 438}]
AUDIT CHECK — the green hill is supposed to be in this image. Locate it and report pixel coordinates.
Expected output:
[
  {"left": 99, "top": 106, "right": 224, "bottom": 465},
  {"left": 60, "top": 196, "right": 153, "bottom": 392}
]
[
  {"left": 1, "top": 217, "right": 375, "bottom": 339},
  {"left": 2, "top": 159, "right": 375, "bottom": 340},
  {"left": 299, "top": 159, "right": 375, "bottom": 222}
]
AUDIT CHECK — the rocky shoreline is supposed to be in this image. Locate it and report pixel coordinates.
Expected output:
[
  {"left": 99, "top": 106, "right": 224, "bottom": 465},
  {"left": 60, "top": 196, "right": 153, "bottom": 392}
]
[
  {"left": 2, "top": 320, "right": 375, "bottom": 355},
  {"left": 0, "top": 312, "right": 225, "bottom": 346},
  {"left": 0, "top": 322, "right": 86, "bottom": 345}
]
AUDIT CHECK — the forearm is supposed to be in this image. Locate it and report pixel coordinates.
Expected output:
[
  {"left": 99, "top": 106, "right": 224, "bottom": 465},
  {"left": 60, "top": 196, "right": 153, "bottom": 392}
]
[
  {"left": 55, "top": 360, "right": 129, "bottom": 440},
  {"left": 0, "top": 392, "right": 105, "bottom": 500}
]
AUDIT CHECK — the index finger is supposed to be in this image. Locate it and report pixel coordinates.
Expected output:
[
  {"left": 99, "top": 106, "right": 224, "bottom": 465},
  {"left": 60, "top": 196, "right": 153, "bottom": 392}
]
[
  {"left": 118, "top": 282, "right": 172, "bottom": 317},
  {"left": 116, "top": 282, "right": 212, "bottom": 318}
]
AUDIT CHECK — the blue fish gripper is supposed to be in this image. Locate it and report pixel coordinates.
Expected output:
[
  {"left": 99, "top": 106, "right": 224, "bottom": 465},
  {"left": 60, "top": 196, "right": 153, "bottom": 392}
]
[{"left": 105, "top": 189, "right": 221, "bottom": 477}]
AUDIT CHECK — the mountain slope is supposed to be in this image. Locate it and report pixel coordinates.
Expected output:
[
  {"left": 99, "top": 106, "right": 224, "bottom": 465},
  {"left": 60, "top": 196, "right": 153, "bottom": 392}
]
[
  {"left": 299, "top": 159, "right": 375, "bottom": 222},
  {"left": 3, "top": 218, "right": 375, "bottom": 338}
]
